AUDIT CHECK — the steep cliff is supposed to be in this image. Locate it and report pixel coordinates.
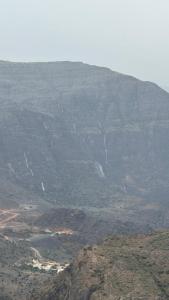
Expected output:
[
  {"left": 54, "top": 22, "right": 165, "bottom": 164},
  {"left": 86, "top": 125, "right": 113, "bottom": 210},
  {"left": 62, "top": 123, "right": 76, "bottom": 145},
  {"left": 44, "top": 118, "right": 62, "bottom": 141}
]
[{"left": 0, "top": 61, "right": 169, "bottom": 228}]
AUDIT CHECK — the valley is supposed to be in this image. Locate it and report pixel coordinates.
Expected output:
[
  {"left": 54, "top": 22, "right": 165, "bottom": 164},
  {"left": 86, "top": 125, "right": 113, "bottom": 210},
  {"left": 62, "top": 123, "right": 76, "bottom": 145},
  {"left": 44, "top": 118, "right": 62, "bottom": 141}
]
[
  {"left": 0, "top": 205, "right": 75, "bottom": 261},
  {"left": 0, "top": 204, "right": 153, "bottom": 299},
  {"left": 0, "top": 206, "right": 75, "bottom": 299}
]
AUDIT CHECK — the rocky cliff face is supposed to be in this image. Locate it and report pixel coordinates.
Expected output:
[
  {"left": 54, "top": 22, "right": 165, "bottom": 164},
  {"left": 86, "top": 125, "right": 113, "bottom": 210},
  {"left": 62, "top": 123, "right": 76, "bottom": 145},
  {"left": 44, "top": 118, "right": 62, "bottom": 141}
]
[
  {"left": 0, "top": 61, "right": 169, "bottom": 228},
  {"left": 40, "top": 231, "right": 169, "bottom": 300}
]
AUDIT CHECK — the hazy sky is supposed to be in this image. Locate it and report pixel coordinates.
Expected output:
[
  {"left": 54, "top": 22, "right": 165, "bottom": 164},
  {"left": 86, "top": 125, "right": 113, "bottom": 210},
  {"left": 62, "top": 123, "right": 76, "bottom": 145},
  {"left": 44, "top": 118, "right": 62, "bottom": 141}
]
[{"left": 0, "top": 0, "right": 169, "bottom": 87}]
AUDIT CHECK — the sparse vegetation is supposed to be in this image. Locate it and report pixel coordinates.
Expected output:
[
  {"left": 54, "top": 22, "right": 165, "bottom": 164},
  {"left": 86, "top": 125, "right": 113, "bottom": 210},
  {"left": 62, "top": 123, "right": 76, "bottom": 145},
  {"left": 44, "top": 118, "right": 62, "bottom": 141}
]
[{"left": 41, "top": 232, "right": 169, "bottom": 300}]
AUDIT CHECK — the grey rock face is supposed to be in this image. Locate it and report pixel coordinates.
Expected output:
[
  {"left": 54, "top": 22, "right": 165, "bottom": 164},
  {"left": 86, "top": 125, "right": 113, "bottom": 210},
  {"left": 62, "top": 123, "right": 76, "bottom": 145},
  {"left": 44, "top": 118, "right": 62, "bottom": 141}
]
[{"left": 0, "top": 61, "right": 169, "bottom": 227}]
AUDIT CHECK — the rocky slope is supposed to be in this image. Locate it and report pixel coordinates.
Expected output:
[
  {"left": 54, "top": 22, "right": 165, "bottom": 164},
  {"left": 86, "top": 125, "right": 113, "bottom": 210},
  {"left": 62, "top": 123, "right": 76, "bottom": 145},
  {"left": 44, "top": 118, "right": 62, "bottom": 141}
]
[
  {"left": 40, "top": 231, "right": 169, "bottom": 300},
  {"left": 0, "top": 61, "right": 169, "bottom": 228}
]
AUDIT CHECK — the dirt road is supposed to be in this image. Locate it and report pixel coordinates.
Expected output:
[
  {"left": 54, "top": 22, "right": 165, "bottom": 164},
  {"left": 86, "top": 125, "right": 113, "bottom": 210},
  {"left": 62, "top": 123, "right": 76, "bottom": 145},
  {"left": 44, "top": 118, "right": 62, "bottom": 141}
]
[{"left": 0, "top": 209, "right": 19, "bottom": 229}]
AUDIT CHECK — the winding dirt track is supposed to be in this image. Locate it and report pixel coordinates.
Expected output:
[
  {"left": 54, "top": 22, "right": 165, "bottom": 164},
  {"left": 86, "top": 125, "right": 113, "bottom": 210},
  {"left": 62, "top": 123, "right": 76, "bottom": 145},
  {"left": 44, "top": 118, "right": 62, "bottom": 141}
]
[{"left": 0, "top": 209, "right": 19, "bottom": 229}]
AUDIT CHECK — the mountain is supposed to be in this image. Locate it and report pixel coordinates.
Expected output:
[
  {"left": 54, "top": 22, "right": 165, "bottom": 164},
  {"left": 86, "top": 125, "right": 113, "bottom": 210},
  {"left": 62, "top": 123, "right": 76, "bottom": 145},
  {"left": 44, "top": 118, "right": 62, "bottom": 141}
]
[
  {"left": 0, "top": 61, "right": 169, "bottom": 228},
  {"left": 40, "top": 231, "right": 169, "bottom": 300}
]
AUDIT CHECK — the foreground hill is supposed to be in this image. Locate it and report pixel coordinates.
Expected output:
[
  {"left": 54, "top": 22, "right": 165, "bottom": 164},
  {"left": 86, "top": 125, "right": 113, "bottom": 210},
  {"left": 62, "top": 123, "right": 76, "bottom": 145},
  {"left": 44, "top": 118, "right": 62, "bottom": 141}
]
[
  {"left": 40, "top": 231, "right": 169, "bottom": 300},
  {"left": 0, "top": 61, "right": 169, "bottom": 228}
]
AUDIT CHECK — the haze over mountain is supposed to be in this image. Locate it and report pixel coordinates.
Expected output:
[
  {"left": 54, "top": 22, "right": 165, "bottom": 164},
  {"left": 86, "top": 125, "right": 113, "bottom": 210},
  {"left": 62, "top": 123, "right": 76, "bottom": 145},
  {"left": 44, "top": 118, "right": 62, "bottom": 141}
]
[
  {"left": 0, "top": 61, "right": 169, "bottom": 229},
  {"left": 1, "top": 0, "right": 169, "bottom": 88}
]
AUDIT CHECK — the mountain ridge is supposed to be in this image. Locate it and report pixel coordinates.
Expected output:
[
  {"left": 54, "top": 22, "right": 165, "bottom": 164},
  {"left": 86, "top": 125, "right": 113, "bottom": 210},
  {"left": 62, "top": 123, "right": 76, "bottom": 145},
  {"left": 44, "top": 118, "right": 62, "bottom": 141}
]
[{"left": 0, "top": 59, "right": 166, "bottom": 90}]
